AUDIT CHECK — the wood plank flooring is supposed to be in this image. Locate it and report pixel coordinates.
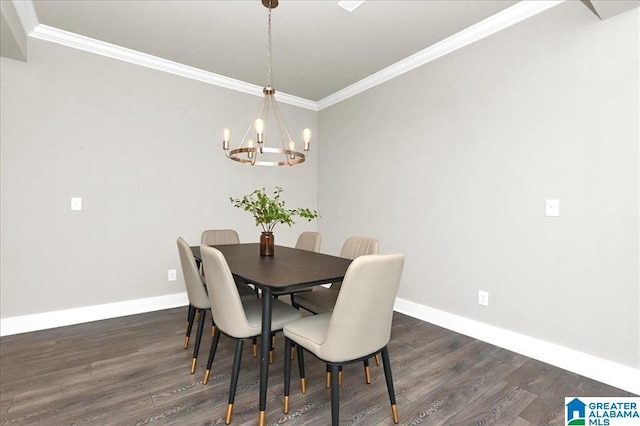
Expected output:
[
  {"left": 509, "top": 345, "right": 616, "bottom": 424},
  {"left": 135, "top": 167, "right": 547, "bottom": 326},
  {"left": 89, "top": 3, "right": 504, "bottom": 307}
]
[{"left": 0, "top": 308, "right": 634, "bottom": 425}]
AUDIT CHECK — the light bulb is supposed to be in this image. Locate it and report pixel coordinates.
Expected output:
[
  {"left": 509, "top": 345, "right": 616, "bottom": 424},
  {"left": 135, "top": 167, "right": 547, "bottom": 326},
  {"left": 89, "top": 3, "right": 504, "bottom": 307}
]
[
  {"left": 247, "top": 140, "right": 255, "bottom": 159},
  {"left": 303, "top": 128, "right": 311, "bottom": 151},
  {"left": 255, "top": 119, "right": 264, "bottom": 145},
  {"left": 288, "top": 141, "right": 296, "bottom": 160},
  {"left": 222, "top": 128, "right": 230, "bottom": 150},
  {"left": 255, "top": 119, "right": 264, "bottom": 134}
]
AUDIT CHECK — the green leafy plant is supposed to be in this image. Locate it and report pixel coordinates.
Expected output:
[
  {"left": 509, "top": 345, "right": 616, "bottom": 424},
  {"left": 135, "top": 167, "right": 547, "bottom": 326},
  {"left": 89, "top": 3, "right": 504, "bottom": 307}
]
[{"left": 230, "top": 187, "right": 318, "bottom": 233}]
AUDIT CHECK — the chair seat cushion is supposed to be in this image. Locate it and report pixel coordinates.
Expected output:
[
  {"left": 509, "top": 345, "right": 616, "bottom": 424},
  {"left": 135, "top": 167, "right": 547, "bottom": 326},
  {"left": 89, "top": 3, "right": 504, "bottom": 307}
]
[
  {"left": 294, "top": 287, "right": 339, "bottom": 313},
  {"left": 234, "top": 298, "right": 302, "bottom": 339},
  {"left": 283, "top": 313, "right": 331, "bottom": 354}
]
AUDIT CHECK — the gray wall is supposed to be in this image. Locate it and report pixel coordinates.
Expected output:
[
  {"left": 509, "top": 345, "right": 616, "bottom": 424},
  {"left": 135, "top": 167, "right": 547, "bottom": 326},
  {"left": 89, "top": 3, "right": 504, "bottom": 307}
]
[
  {"left": 1, "top": 1, "right": 638, "bottom": 370},
  {"left": 317, "top": 2, "right": 639, "bottom": 367},
  {"left": 0, "top": 38, "right": 317, "bottom": 317}
]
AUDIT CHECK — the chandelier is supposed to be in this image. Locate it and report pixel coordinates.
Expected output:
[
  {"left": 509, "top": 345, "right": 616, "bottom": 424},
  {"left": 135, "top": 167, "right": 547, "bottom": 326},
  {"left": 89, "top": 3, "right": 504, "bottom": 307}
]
[{"left": 222, "top": 0, "right": 311, "bottom": 166}]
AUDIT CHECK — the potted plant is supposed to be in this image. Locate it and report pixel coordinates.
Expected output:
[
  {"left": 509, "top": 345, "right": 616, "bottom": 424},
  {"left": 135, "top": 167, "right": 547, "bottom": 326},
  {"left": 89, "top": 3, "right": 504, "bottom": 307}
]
[{"left": 230, "top": 187, "right": 318, "bottom": 256}]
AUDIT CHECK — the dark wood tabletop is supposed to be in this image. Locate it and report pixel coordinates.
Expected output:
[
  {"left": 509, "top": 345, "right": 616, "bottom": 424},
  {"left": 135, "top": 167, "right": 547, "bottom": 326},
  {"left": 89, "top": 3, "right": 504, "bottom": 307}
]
[{"left": 191, "top": 243, "right": 352, "bottom": 292}]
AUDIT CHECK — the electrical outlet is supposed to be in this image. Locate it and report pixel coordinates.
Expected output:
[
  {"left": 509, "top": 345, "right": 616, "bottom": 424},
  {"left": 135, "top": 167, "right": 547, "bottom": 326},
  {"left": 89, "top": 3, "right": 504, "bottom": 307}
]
[
  {"left": 546, "top": 199, "right": 559, "bottom": 217},
  {"left": 168, "top": 269, "right": 177, "bottom": 281},
  {"left": 478, "top": 290, "right": 489, "bottom": 306}
]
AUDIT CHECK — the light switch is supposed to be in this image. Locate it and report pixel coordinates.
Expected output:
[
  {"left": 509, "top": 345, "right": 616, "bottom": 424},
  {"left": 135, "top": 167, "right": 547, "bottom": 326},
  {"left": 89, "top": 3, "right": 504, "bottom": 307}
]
[
  {"left": 546, "top": 199, "right": 559, "bottom": 217},
  {"left": 71, "top": 197, "right": 82, "bottom": 211}
]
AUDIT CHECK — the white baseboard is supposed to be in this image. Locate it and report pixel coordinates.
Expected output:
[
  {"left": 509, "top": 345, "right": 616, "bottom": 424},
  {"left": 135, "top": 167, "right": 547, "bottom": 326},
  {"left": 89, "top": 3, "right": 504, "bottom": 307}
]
[
  {"left": 2, "top": 293, "right": 637, "bottom": 395},
  {"left": 394, "top": 297, "right": 640, "bottom": 395},
  {"left": 0, "top": 292, "right": 188, "bottom": 337}
]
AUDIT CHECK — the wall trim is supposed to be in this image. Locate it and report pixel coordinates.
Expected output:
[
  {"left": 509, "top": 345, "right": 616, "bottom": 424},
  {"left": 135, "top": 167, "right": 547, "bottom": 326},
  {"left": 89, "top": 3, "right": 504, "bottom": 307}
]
[
  {"left": 394, "top": 297, "right": 640, "bottom": 395},
  {"left": 2, "top": 293, "right": 637, "bottom": 394},
  {"left": 25, "top": 24, "right": 318, "bottom": 112},
  {"left": 316, "top": 0, "right": 566, "bottom": 110},
  {"left": 0, "top": 292, "right": 188, "bottom": 337},
  {"left": 11, "top": 0, "right": 565, "bottom": 112}
]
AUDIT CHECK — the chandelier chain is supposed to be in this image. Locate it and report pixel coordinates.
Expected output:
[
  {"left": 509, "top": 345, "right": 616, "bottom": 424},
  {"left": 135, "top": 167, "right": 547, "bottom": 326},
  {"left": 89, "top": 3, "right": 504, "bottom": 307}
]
[{"left": 266, "top": 5, "right": 272, "bottom": 87}]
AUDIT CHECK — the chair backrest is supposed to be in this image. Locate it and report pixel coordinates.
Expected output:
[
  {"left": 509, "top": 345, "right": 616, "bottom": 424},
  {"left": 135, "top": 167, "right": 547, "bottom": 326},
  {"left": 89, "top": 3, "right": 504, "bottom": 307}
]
[
  {"left": 200, "top": 245, "right": 253, "bottom": 338},
  {"left": 339, "top": 236, "right": 379, "bottom": 259},
  {"left": 201, "top": 229, "right": 240, "bottom": 246},
  {"left": 176, "top": 237, "right": 209, "bottom": 309},
  {"left": 295, "top": 231, "right": 322, "bottom": 252},
  {"left": 319, "top": 254, "right": 405, "bottom": 362},
  {"left": 331, "top": 236, "right": 379, "bottom": 290}
]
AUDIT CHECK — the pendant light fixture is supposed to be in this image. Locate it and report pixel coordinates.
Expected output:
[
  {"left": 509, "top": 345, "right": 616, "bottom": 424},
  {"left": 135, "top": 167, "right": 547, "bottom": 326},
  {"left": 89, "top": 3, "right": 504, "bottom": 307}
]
[{"left": 222, "top": 0, "right": 311, "bottom": 166}]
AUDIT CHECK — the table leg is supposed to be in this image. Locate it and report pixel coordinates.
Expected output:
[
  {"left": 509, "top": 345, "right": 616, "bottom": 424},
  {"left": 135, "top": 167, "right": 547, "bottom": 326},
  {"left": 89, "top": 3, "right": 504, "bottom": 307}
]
[{"left": 258, "top": 287, "right": 272, "bottom": 426}]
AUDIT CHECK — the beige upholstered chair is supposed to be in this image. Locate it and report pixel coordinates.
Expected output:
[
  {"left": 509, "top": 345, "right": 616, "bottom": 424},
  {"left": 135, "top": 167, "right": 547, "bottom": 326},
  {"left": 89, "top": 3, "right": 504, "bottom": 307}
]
[
  {"left": 177, "top": 237, "right": 212, "bottom": 374},
  {"left": 200, "top": 229, "right": 254, "bottom": 295},
  {"left": 201, "top": 229, "right": 241, "bottom": 246},
  {"left": 295, "top": 231, "right": 321, "bottom": 252},
  {"left": 283, "top": 253, "right": 405, "bottom": 425},
  {"left": 184, "top": 229, "right": 242, "bottom": 349},
  {"left": 292, "top": 236, "right": 379, "bottom": 314},
  {"left": 292, "top": 236, "right": 380, "bottom": 380},
  {"left": 182, "top": 230, "right": 256, "bottom": 354},
  {"left": 199, "top": 245, "right": 302, "bottom": 424}
]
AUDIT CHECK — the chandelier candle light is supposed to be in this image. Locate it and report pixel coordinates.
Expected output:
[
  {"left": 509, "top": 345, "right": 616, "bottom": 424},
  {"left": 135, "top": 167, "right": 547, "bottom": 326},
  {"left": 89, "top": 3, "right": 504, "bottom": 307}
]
[{"left": 222, "top": 0, "right": 311, "bottom": 166}]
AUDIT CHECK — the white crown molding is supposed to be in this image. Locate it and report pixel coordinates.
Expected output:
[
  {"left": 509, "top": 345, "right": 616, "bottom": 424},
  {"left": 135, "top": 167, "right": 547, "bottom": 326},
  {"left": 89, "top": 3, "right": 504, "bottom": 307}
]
[
  {"left": 0, "top": 292, "right": 188, "bottom": 337},
  {"left": 10, "top": 0, "right": 38, "bottom": 34},
  {"left": 13, "top": 0, "right": 564, "bottom": 112},
  {"left": 26, "top": 24, "right": 318, "bottom": 111},
  {"left": 317, "top": 0, "right": 566, "bottom": 110},
  {"left": 394, "top": 297, "right": 640, "bottom": 396}
]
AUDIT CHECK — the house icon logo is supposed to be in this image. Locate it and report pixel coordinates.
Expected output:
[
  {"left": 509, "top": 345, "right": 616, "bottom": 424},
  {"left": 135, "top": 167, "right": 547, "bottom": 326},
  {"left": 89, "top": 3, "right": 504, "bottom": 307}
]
[{"left": 566, "top": 398, "right": 586, "bottom": 425}]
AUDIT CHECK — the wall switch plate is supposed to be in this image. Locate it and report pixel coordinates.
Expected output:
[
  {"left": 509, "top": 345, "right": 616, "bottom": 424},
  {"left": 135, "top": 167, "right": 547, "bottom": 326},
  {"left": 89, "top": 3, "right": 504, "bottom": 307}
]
[
  {"left": 478, "top": 290, "right": 489, "bottom": 306},
  {"left": 71, "top": 197, "right": 82, "bottom": 211},
  {"left": 546, "top": 199, "right": 559, "bottom": 217},
  {"left": 168, "top": 269, "right": 177, "bottom": 281}
]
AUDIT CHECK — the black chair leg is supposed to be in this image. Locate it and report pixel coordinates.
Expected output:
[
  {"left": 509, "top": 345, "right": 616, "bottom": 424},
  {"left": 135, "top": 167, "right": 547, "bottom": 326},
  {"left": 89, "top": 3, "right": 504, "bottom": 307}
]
[
  {"left": 184, "top": 304, "right": 196, "bottom": 349},
  {"left": 226, "top": 339, "right": 244, "bottom": 425},
  {"left": 252, "top": 336, "right": 258, "bottom": 357},
  {"left": 296, "top": 341, "right": 306, "bottom": 394},
  {"left": 330, "top": 364, "right": 340, "bottom": 426},
  {"left": 381, "top": 346, "right": 399, "bottom": 424},
  {"left": 203, "top": 327, "right": 221, "bottom": 384},
  {"left": 283, "top": 338, "right": 292, "bottom": 413},
  {"left": 191, "top": 309, "right": 206, "bottom": 374}
]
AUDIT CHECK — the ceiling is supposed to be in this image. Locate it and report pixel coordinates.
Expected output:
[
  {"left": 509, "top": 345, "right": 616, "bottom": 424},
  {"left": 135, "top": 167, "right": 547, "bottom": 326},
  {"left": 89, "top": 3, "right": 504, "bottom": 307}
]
[{"left": 29, "top": 0, "right": 518, "bottom": 102}]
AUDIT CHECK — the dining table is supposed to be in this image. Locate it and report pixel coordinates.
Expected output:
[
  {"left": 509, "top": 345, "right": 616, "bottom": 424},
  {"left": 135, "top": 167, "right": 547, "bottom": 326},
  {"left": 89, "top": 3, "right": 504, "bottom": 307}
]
[{"left": 191, "top": 242, "right": 352, "bottom": 426}]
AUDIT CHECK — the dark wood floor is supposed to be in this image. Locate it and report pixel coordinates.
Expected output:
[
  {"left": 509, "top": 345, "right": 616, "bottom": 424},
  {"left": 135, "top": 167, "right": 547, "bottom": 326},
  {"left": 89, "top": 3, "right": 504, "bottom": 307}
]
[{"left": 0, "top": 308, "right": 634, "bottom": 425}]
